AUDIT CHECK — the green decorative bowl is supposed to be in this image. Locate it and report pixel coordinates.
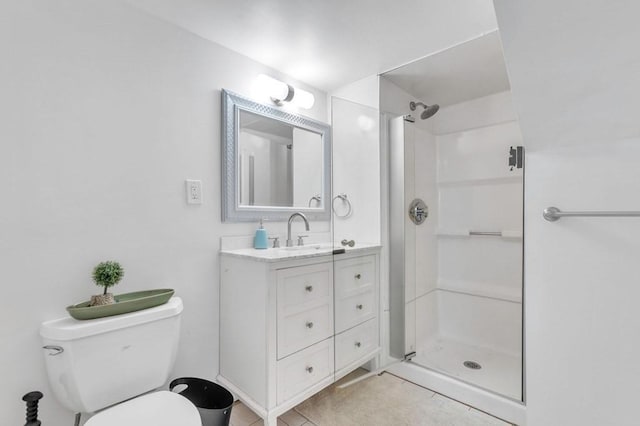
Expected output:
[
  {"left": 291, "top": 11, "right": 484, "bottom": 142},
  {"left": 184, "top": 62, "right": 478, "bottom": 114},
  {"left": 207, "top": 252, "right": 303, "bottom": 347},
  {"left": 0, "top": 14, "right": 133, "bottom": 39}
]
[{"left": 66, "top": 289, "right": 175, "bottom": 320}]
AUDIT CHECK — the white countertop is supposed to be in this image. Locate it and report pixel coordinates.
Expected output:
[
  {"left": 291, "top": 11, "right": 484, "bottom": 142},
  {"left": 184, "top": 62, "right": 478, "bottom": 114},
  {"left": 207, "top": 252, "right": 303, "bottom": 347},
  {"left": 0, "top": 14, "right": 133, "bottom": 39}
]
[{"left": 220, "top": 242, "right": 380, "bottom": 262}]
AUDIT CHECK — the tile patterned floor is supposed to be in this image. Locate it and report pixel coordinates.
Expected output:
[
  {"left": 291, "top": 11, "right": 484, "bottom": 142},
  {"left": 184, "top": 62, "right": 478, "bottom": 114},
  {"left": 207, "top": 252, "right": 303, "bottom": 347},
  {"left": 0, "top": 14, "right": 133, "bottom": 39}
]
[{"left": 229, "top": 370, "right": 511, "bottom": 426}]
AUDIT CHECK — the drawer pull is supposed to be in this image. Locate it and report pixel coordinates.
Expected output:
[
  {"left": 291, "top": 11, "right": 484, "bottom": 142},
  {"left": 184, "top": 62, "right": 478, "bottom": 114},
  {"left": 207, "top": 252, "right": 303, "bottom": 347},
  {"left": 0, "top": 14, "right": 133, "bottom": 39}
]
[
  {"left": 306, "top": 366, "right": 314, "bottom": 373},
  {"left": 356, "top": 304, "right": 363, "bottom": 310},
  {"left": 355, "top": 273, "right": 362, "bottom": 279},
  {"left": 305, "top": 285, "right": 313, "bottom": 292},
  {"left": 355, "top": 341, "right": 362, "bottom": 348},
  {"left": 306, "top": 321, "right": 314, "bottom": 329}
]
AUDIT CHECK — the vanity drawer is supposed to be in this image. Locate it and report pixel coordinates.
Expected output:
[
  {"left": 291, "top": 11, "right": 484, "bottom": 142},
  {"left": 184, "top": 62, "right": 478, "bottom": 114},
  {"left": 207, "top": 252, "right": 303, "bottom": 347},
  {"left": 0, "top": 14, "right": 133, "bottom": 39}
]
[
  {"left": 277, "top": 262, "right": 333, "bottom": 358},
  {"left": 335, "top": 288, "right": 375, "bottom": 333},
  {"left": 277, "top": 262, "right": 332, "bottom": 310},
  {"left": 334, "top": 255, "right": 375, "bottom": 297},
  {"left": 278, "top": 302, "right": 333, "bottom": 359},
  {"left": 335, "top": 318, "right": 378, "bottom": 372},
  {"left": 277, "top": 338, "right": 334, "bottom": 405}
]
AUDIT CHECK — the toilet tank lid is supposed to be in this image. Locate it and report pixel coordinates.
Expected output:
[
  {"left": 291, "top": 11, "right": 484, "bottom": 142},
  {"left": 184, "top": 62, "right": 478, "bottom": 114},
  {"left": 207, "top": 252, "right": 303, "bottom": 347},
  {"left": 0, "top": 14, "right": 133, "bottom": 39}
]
[{"left": 40, "top": 297, "right": 183, "bottom": 341}]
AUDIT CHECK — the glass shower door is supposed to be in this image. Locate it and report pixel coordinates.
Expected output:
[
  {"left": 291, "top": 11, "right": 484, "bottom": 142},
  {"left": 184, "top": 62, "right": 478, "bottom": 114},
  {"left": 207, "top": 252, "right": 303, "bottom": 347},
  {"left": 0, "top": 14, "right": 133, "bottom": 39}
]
[
  {"left": 390, "top": 114, "right": 524, "bottom": 401},
  {"left": 330, "top": 96, "right": 383, "bottom": 382}
]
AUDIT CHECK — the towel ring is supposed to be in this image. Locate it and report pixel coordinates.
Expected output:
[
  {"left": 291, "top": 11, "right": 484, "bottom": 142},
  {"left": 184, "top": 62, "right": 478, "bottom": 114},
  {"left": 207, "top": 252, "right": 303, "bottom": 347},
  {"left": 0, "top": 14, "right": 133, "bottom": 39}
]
[
  {"left": 332, "top": 193, "right": 352, "bottom": 218},
  {"left": 308, "top": 195, "right": 322, "bottom": 207}
]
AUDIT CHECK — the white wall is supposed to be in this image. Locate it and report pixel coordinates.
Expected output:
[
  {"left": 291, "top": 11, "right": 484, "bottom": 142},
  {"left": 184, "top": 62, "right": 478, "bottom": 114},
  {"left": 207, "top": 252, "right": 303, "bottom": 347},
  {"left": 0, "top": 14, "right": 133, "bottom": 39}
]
[
  {"left": 495, "top": 1, "right": 640, "bottom": 152},
  {"left": 432, "top": 91, "right": 517, "bottom": 135},
  {"left": 0, "top": 2, "right": 327, "bottom": 425},
  {"left": 330, "top": 75, "right": 380, "bottom": 110},
  {"left": 494, "top": 1, "right": 640, "bottom": 424}
]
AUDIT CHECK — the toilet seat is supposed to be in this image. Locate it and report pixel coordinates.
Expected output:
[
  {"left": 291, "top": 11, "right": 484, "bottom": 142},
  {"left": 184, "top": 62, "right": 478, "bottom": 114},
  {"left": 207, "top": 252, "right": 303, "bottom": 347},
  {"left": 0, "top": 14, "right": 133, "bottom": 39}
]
[{"left": 85, "top": 391, "right": 202, "bottom": 426}]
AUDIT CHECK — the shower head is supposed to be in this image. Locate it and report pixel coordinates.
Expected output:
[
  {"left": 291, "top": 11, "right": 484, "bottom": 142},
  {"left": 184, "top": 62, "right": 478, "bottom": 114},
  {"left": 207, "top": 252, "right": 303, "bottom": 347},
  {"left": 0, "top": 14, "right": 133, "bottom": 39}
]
[
  {"left": 409, "top": 101, "right": 440, "bottom": 120},
  {"left": 420, "top": 104, "right": 439, "bottom": 119}
]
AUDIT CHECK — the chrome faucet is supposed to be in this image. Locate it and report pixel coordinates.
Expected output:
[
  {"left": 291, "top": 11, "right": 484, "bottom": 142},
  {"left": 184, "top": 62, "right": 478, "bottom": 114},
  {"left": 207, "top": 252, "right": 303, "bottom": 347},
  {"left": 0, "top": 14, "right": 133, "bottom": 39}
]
[{"left": 287, "top": 212, "right": 310, "bottom": 247}]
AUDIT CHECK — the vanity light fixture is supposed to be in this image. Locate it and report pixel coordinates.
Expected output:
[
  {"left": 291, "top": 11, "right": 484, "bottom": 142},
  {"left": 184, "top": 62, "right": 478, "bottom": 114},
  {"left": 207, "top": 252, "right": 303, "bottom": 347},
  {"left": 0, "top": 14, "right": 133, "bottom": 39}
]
[{"left": 256, "top": 74, "right": 315, "bottom": 109}]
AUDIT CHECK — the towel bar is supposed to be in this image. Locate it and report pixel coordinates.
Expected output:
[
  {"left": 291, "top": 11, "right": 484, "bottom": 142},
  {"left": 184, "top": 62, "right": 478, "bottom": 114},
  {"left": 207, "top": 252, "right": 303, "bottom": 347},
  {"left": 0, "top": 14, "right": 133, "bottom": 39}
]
[{"left": 543, "top": 206, "right": 640, "bottom": 222}]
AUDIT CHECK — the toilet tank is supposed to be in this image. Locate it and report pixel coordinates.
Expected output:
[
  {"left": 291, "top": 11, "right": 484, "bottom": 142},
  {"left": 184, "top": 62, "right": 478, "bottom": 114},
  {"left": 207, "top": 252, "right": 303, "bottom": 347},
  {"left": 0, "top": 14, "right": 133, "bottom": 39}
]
[{"left": 40, "top": 297, "right": 183, "bottom": 413}]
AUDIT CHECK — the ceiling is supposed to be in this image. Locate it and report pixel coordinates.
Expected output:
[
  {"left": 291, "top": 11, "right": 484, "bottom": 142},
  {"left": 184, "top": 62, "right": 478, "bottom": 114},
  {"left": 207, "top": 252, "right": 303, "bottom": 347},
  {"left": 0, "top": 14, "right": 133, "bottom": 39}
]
[
  {"left": 122, "top": 0, "right": 499, "bottom": 92},
  {"left": 382, "top": 31, "right": 511, "bottom": 107}
]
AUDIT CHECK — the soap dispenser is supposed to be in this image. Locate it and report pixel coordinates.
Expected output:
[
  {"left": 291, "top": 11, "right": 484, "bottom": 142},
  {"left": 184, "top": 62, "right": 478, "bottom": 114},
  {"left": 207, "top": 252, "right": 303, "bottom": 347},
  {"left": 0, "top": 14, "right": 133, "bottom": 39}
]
[{"left": 254, "top": 219, "right": 268, "bottom": 249}]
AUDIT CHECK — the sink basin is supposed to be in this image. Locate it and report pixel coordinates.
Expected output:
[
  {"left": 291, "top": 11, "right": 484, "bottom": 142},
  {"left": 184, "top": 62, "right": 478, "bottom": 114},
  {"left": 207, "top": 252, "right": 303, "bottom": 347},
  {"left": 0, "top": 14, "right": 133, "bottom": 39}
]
[
  {"left": 279, "top": 244, "right": 323, "bottom": 251},
  {"left": 275, "top": 243, "right": 337, "bottom": 257}
]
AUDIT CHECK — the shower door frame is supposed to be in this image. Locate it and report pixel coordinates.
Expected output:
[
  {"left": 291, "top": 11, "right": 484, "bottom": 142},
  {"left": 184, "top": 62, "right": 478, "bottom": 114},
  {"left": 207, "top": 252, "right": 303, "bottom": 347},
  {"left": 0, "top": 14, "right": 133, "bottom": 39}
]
[{"left": 388, "top": 115, "right": 410, "bottom": 361}]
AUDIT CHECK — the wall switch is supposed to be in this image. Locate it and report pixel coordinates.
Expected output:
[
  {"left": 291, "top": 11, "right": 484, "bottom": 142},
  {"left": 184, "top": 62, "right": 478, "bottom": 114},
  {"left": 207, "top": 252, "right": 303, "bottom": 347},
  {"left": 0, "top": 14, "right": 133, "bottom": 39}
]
[{"left": 185, "top": 179, "right": 202, "bottom": 204}]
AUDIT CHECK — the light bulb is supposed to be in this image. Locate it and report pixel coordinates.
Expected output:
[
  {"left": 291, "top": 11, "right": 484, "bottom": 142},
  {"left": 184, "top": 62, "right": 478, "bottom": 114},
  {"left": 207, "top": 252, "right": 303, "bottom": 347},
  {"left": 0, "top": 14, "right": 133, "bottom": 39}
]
[
  {"left": 292, "top": 87, "right": 315, "bottom": 109},
  {"left": 255, "top": 74, "right": 315, "bottom": 109},
  {"left": 256, "top": 74, "right": 289, "bottom": 102}
]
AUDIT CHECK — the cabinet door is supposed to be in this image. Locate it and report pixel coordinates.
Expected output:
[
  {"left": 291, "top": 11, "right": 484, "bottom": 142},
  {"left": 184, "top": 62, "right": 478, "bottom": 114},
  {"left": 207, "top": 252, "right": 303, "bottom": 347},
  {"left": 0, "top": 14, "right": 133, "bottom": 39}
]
[
  {"left": 334, "top": 255, "right": 376, "bottom": 332},
  {"left": 335, "top": 318, "right": 378, "bottom": 372},
  {"left": 334, "top": 255, "right": 376, "bottom": 297},
  {"left": 277, "top": 338, "right": 334, "bottom": 405},
  {"left": 277, "top": 262, "right": 333, "bottom": 358},
  {"left": 335, "top": 288, "right": 376, "bottom": 333}
]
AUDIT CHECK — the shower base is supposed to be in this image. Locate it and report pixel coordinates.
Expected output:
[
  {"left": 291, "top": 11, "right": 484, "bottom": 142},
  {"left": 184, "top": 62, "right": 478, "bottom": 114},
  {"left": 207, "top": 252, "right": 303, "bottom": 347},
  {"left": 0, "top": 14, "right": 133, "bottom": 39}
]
[
  {"left": 413, "top": 337, "right": 521, "bottom": 400},
  {"left": 387, "top": 356, "right": 525, "bottom": 425}
]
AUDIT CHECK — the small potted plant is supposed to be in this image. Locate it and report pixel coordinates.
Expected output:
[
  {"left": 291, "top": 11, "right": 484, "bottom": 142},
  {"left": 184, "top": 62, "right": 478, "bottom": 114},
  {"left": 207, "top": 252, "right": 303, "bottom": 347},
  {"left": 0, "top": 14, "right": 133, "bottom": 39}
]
[{"left": 90, "top": 261, "right": 124, "bottom": 306}]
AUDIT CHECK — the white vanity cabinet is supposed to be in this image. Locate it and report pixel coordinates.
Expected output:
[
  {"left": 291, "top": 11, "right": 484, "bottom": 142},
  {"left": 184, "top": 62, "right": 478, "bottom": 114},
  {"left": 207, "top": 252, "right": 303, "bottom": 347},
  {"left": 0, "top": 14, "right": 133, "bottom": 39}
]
[{"left": 218, "top": 246, "right": 380, "bottom": 426}]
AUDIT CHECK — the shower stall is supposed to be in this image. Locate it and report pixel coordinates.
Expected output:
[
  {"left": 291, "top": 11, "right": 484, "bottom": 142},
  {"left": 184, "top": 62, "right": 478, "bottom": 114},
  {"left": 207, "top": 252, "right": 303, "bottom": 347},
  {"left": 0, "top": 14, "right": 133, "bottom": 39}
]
[
  {"left": 389, "top": 110, "right": 523, "bottom": 390},
  {"left": 382, "top": 31, "right": 526, "bottom": 424}
]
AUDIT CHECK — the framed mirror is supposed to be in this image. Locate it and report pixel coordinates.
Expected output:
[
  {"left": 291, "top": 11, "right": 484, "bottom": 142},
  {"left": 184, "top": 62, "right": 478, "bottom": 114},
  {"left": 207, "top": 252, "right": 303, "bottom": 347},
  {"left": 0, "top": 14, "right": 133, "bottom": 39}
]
[{"left": 222, "top": 90, "right": 332, "bottom": 222}]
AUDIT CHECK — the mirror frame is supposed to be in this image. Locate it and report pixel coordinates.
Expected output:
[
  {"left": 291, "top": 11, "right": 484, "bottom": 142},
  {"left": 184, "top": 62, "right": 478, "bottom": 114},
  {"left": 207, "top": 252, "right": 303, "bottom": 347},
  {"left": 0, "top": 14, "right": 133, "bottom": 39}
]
[{"left": 221, "top": 89, "right": 332, "bottom": 222}]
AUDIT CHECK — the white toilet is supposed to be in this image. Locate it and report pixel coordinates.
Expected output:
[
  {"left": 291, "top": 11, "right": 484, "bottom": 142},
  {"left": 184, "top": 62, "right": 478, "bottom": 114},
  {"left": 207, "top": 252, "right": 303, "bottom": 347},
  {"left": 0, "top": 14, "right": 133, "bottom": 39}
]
[{"left": 40, "top": 297, "right": 202, "bottom": 425}]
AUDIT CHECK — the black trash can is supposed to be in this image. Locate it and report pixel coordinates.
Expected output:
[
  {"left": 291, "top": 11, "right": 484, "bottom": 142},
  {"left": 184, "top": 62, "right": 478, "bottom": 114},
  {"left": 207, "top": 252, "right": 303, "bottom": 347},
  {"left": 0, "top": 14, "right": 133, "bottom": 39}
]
[{"left": 170, "top": 377, "right": 234, "bottom": 426}]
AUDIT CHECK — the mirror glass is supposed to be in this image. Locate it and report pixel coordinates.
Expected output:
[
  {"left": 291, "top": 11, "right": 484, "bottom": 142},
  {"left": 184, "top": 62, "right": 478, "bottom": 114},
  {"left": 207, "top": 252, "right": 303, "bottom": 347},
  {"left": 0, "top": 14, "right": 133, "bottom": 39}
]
[
  {"left": 238, "top": 111, "right": 323, "bottom": 208},
  {"left": 222, "top": 90, "right": 331, "bottom": 222}
]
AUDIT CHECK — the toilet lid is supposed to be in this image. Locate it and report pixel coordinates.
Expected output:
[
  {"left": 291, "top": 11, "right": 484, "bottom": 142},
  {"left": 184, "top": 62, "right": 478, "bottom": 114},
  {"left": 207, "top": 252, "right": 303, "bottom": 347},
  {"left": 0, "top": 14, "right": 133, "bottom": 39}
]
[{"left": 85, "top": 391, "right": 202, "bottom": 426}]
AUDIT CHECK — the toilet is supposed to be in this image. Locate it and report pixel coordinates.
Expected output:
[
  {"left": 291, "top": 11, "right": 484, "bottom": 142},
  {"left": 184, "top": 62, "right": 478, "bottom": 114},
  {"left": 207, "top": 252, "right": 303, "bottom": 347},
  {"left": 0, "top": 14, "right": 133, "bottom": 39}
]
[{"left": 40, "top": 297, "right": 201, "bottom": 425}]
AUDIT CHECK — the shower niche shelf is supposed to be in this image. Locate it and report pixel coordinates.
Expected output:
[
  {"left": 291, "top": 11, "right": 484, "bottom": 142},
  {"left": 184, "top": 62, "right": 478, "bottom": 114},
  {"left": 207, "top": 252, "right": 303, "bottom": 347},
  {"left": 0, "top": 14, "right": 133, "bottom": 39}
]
[
  {"left": 435, "top": 229, "right": 523, "bottom": 240},
  {"left": 437, "top": 175, "right": 522, "bottom": 187}
]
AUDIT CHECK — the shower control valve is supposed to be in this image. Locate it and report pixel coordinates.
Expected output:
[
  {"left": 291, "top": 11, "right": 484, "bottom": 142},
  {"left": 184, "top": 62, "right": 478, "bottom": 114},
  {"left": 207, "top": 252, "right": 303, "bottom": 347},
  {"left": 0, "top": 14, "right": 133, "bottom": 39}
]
[{"left": 409, "top": 199, "right": 428, "bottom": 225}]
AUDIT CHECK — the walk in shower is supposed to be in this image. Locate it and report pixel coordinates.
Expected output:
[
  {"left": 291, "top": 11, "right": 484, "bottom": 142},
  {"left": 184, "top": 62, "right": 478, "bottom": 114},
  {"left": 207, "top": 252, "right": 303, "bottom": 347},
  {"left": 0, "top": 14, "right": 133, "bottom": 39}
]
[{"left": 383, "top": 31, "right": 525, "bottom": 423}]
